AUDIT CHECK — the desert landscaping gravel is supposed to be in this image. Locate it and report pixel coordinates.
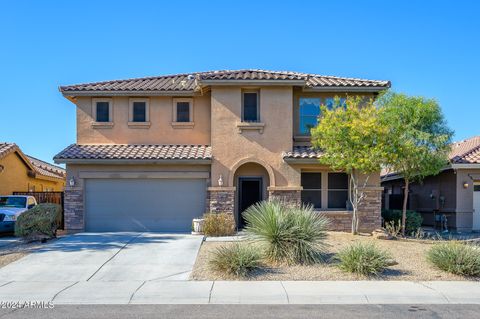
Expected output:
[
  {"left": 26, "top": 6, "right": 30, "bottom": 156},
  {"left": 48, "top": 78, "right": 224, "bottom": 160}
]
[{"left": 191, "top": 232, "right": 479, "bottom": 281}]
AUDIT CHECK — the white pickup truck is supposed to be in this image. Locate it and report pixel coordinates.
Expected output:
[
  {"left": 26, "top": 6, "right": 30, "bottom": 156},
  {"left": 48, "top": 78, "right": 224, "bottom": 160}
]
[{"left": 0, "top": 195, "right": 37, "bottom": 233}]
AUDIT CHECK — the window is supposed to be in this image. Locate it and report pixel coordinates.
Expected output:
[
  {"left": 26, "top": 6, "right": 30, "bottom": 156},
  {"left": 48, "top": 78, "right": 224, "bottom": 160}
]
[
  {"left": 301, "top": 172, "right": 322, "bottom": 208},
  {"left": 177, "top": 102, "right": 190, "bottom": 122},
  {"left": 324, "top": 97, "right": 347, "bottom": 110},
  {"left": 129, "top": 99, "right": 149, "bottom": 124},
  {"left": 474, "top": 184, "right": 480, "bottom": 192},
  {"left": 242, "top": 91, "right": 259, "bottom": 122},
  {"left": 172, "top": 98, "right": 193, "bottom": 124},
  {"left": 92, "top": 98, "right": 112, "bottom": 123},
  {"left": 299, "top": 98, "right": 320, "bottom": 135},
  {"left": 96, "top": 102, "right": 109, "bottom": 122},
  {"left": 328, "top": 173, "right": 349, "bottom": 209}
]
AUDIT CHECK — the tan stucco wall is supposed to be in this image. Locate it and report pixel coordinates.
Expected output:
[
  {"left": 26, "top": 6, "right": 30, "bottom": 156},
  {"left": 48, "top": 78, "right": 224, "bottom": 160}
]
[
  {"left": 67, "top": 163, "right": 211, "bottom": 189},
  {"left": 76, "top": 94, "right": 211, "bottom": 145},
  {"left": 0, "top": 152, "right": 64, "bottom": 194},
  {"left": 210, "top": 86, "right": 298, "bottom": 187}
]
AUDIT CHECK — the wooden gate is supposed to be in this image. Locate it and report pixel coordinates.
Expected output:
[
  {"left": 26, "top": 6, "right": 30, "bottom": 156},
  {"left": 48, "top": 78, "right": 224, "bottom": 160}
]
[{"left": 12, "top": 191, "right": 64, "bottom": 229}]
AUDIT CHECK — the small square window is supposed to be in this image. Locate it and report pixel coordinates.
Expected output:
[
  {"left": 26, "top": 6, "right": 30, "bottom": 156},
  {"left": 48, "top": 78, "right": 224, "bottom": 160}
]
[
  {"left": 176, "top": 102, "right": 190, "bottom": 122},
  {"left": 96, "top": 102, "right": 110, "bottom": 122},
  {"left": 243, "top": 91, "right": 259, "bottom": 122},
  {"left": 132, "top": 102, "right": 146, "bottom": 122}
]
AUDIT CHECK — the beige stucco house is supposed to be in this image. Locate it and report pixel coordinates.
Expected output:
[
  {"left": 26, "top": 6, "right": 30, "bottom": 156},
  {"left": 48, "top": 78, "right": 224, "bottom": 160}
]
[
  {"left": 55, "top": 69, "right": 390, "bottom": 232},
  {"left": 382, "top": 136, "right": 480, "bottom": 232}
]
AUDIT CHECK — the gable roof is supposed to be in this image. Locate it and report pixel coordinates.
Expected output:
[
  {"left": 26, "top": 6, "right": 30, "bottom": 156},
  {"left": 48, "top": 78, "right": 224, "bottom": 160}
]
[
  {"left": 54, "top": 144, "right": 212, "bottom": 163},
  {"left": 59, "top": 69, "right": 391, "bottom": 95},
  {"left": 0, "top": 142, "right": 65, "bottom": 180},
  {"left": 450, "top": 136, "right": 480, "bottom": 164}
]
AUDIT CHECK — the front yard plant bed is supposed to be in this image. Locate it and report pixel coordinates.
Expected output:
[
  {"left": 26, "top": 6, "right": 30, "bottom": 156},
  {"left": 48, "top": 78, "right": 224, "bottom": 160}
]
[{"left": 191, "top": 232, "right": 479, "bottom": 281}]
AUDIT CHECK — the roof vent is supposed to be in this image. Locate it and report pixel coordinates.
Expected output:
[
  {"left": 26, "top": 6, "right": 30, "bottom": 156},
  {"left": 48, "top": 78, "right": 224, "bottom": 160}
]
[{"left": 187, "top": 74, "right": 195, "bottom": 80}]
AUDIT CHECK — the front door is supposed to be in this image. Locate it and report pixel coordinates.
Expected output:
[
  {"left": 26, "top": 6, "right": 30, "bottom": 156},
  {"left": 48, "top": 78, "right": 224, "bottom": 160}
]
[
  {"left": 238, "top": 177, "right": 263, "bottom": 228},
  {"left": 473, "top": 182, "right": 480, "bottom": 231}
]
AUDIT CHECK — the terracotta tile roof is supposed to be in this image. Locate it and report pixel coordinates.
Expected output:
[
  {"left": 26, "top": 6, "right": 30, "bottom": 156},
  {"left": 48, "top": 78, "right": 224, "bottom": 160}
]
[
  {"left": 26, "top": 155, "right": 66, "bottom": 179},
  {"left": 283, "top": 146, "right": 323, "bottom": 159},
  {"left": 0, "top": 143, "right": 18, "bottom": 159},
  {"left": 54, "top": 144, "right": 212, "bottom": 162},
  {"left": 450, "top": 136, "right": 480, "bottom": 164},
  {"left": 60, "top": 69, "right": 390, "bottom": 93},
  {"left": 0, "top": 142, "right": 65, "bottom": 180}
]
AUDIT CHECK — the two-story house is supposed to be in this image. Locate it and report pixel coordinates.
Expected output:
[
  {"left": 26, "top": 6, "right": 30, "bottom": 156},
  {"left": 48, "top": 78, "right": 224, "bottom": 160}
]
[{"left": 54, "top": 69, "right": 390, "bottom": 233}]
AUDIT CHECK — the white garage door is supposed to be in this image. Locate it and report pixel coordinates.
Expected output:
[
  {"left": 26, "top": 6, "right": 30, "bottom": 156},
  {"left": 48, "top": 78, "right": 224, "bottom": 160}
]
[{"left": 85, "top": 178, "right": 206, "bottom": 232}]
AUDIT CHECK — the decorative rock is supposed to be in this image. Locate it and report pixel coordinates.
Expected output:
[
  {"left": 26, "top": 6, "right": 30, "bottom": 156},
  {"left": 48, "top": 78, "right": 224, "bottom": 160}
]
[{"left": 372, "top": 228, "right": 393, "bottom": 240}]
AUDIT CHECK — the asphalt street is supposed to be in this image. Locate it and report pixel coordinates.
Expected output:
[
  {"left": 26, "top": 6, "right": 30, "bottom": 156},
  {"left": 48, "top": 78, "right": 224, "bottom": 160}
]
[{"left": 0, "top": 304, "right": 479, "bottom": 319}]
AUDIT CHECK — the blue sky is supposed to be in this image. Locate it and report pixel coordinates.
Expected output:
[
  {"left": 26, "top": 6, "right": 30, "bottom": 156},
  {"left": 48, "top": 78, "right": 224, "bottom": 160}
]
[{"left": 0, "top": 0, "right": 479, "bottom": 165}]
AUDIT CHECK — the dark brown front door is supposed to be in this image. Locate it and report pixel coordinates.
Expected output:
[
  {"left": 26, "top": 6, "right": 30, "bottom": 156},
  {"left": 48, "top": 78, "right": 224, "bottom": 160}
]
[{"left": 238, "top": 177, "right": 263, "bottom": 228}]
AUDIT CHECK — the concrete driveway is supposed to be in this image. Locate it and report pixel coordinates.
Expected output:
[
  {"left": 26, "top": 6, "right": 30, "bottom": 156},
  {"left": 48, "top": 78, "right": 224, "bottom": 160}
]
[{"left": 0, "top": 232, "right": 203, "bottom": 282}]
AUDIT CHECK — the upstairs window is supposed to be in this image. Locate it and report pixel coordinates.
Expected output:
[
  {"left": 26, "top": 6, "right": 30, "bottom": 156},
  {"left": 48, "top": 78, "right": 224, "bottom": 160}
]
[
  {"left": 299, "top": 98, "right": 320, "bottom": 135},
  {"left": 242, "top": 90, "right": 259, "bottom": 122},
  {"left": 129, "top": 99, "right": 149, "bottom": 123},
  {"left": 328, "top": 173, "right": 349, "bottom": 209},
  {"left": 92, "top": 98, "right": 112, "bottom": 122},
  {"left": 173, "top": 98, "right": 193, "bottom": 123},
  {"left": 325, "top": 97, "right": 347, "bottom": 110},
  {"left": 301, "top": 172, "right": 322, "bottom": 208}
]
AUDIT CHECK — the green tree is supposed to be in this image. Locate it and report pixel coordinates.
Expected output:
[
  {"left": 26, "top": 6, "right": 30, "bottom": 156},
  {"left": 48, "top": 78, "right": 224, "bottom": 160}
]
[
  {"left": 311, "top": 96, "right": 388, "bottom": 234},
  {"left": 377, "top": 92, "right": 453, "bottom": 236}
]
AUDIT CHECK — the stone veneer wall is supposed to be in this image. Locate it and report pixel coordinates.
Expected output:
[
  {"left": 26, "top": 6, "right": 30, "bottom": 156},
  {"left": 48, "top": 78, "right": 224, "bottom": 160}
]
[
  {"left": 207, "top": 187, "right": 235, "bottom": 214},
  {"left": 64, "top": 187, "right": 84, "bottom": 231},
  {"left": 268, "top": 189, "right": 301, "bottom": 206},
  {"left": 267, "top": 188, "right": 382, "bottom": 233}
]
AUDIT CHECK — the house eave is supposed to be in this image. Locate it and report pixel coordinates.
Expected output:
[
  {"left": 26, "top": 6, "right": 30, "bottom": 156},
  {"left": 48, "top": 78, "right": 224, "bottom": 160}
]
[
  {"left": 451, "top": 163, "right": 480, "bottom": 169},
  {"left": 61, "top": 90, "right": 198, "bottom": 97},
  {"left": 200, "top": 79, "right": 306, "bottom": 86},
  {"left": 302, "top": 86, "right": 390, "bottom": 93},
  {"left": 54, "top": 158, "right": 212, "bottom": 165},
  {"left": 283, "top": 158, "right": 322, "bottom": 164}
]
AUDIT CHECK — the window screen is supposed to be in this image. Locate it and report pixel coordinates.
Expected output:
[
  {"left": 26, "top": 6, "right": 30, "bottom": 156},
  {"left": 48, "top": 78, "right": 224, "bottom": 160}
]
[
  {"left": 96, "top": 102, "right": 109, "bottom": 122},
  {"left": 176, "top": 102, "right": 190, "bottom": 122},
  {"left": 243, "top": 92, "right": 258, "bottom": 122}
]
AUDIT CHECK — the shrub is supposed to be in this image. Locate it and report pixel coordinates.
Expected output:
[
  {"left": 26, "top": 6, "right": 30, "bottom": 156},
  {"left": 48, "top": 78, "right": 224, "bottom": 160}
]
[
  {"left": 427, "top": 241, "right": 480, "bottom": 277},
  {"left": 243, "top": 200, "right": 330, "bottom": 265},
  {"left": 203, "top": 213, "right": 236, "bottom": 237},
  {"left": 338, "top": 242, "right": 391, "bottom": 276},
  {"left": 15, "top": 203, "right": 62, "bottom": 241},
  {"left": 382, "top": 209, "right": 423, "bottom": 235},
  {"left": 209, "top": 243, "right": 262, "bottom": 277}
]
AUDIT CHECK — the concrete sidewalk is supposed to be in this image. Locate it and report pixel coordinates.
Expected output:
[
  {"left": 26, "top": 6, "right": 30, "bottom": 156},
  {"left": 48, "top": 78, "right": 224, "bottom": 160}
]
[{"left": 0, "top": 281, "right": 478, "bottom": 305}]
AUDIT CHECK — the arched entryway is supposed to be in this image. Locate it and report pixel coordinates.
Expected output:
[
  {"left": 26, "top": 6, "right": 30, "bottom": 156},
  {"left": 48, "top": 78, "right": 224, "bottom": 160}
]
[{"left": 232, "top": 161, "right": 272, "bottom": 228}]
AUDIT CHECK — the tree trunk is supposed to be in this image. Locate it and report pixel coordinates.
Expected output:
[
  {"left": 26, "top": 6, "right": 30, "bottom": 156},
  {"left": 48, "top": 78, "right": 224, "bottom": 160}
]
[
  {"left": 402, "top": 179, "right": 409, "bottom": 236},
  {"left": 349, "top": 171, "right": 358, "bottom": 235}
]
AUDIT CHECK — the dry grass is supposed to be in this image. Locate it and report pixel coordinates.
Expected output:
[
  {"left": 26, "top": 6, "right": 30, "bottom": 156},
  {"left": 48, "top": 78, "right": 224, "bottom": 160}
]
[{"left": 191, "top": 232, "right": 478, "bottom": 281}]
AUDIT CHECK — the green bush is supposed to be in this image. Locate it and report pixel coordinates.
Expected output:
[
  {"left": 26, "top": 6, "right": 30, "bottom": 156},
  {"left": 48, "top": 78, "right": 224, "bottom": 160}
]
[
  {"left": 243, "top": 200, "right": 330, "bottom": 265},
  {"left": 15, "top": 203, "right": 62, "bottom": 240},
  {"left": 382, "top": 209, "right": 423, "bottom": 235},
  {"left": 203, "top": 213, "right": 236, "bottom": 237},
  {"left": 427, "top": 241, "right": 480, "bottom": 277},
  {"left": 338, "top": 242, "right": 392, "bottom": 276},
  {"left": 209, "top": 243, "right": 262, "bottom": 277}
]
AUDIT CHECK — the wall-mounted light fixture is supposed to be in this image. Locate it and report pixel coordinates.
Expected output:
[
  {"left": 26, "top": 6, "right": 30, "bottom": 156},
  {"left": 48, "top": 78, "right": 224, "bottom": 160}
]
[
  {"left": 69, "top": 177, "right": 75, "bottom": 187},
  {"left": 463, "top": 181, "right": 469, "bottom": 189},
  {"left": 218, "top": 174, "right": 224, "bottom": 187}
]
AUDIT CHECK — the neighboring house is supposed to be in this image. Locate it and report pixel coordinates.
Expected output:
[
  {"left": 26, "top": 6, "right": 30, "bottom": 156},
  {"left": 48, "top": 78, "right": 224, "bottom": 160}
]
[
  {"left": 382, "top": 136, "right": 480, "bottom": 232},
  {"left": 0, "top": 143, "right": 66, "bottom": 194},
  {"left": 54, "top": 69, "right": 390, "bottom": 233}
]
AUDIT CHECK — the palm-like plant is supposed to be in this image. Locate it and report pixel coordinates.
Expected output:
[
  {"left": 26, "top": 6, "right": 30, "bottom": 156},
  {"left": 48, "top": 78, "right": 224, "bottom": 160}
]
[{"left": 243, "top": 201, "right": 330, "bottom": 265}]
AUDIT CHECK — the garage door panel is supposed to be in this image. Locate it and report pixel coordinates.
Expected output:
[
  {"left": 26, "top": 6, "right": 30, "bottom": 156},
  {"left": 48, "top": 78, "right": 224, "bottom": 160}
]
[{"left": 85, "top": 179, "right": 206, "bottom": 232}]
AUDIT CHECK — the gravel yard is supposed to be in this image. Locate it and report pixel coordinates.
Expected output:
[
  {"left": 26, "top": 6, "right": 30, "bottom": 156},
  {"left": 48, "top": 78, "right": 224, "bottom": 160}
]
[
  {"left": 0, "top": 238, "right": 48, "bottom": 268},
  {"left": 191, "top": 232, "right": 478, "bottom": 281}
]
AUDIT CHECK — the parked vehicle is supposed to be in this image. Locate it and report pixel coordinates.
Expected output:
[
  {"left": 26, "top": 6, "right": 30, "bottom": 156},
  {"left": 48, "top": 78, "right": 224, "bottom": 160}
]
[{"left": 0, "top": 195, "right": 37, "bottom": 233}]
